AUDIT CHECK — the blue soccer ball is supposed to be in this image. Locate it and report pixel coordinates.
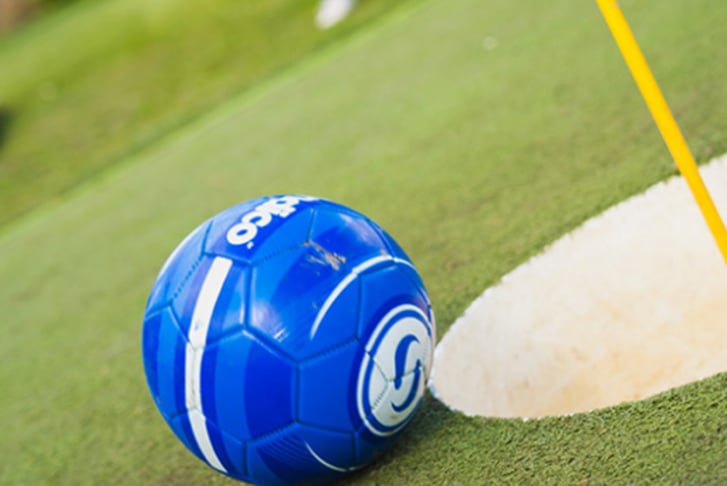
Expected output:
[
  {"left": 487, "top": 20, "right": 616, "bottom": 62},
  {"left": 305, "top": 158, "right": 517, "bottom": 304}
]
[{"left": 142, "top": 195, "right": 435, "bottom": 485}]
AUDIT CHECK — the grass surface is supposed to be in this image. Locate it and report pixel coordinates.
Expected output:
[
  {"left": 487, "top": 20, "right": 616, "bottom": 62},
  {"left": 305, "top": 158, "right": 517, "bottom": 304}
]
[
  {"left": 1, "top": 0, "right": 727, "bottom": 484},
  {"left": 0, "top": 0, "right": 397, "bottom": 228}
]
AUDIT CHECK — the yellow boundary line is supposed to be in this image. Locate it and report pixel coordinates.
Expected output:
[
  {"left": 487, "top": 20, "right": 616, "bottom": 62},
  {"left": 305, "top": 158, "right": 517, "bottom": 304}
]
[{"left": 596, "top": 0, "right": 727, "bottom": 264}]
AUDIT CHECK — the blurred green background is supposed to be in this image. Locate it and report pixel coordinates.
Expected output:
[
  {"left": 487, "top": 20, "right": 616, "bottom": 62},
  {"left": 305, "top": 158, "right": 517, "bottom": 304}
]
[{"left": 0, "top": 0, "right": 399, "bottom": 227}]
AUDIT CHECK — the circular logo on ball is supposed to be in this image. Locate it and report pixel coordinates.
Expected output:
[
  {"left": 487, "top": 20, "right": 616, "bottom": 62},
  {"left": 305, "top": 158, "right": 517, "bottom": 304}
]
[{"left": 356, "top": 304, "right": 433, "bottom": 436}]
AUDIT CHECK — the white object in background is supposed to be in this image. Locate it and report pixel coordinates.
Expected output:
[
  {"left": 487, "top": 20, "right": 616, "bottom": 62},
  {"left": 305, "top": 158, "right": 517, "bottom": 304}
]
[{"left": 316, "top": 0, "right": 357, "bottom": 29}]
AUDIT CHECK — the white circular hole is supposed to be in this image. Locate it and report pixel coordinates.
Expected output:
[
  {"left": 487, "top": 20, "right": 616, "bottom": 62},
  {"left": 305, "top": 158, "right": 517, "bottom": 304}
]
[{"left": 430, "top": 155, "right": 727, "bottom": 418}]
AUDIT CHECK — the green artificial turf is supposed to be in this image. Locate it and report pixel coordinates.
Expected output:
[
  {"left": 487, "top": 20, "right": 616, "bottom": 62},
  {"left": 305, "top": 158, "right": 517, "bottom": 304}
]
[
  {"left": 0, "top": 0, "right": 399, "bottom": 228},
  {"left": 363, "top": 376, "right": 727, "bottom": 484},
  {"left": 1, "top": 0, "right": 727, "bottom": 484}
]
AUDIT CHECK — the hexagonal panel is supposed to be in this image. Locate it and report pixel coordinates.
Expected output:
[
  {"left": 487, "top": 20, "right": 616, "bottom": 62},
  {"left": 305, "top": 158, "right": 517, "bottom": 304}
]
[
  {"left": 249, "top": 245, "right": 359, "bottom": 359},
  {"left": 308, "top": 204, "right": 390, "bottom": 268},
  {"left": 201, "top": 330, "right": 296, "bottom": 442},
  {"left": 299, "top": 340, "right": 361, "bottom": 431}
]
